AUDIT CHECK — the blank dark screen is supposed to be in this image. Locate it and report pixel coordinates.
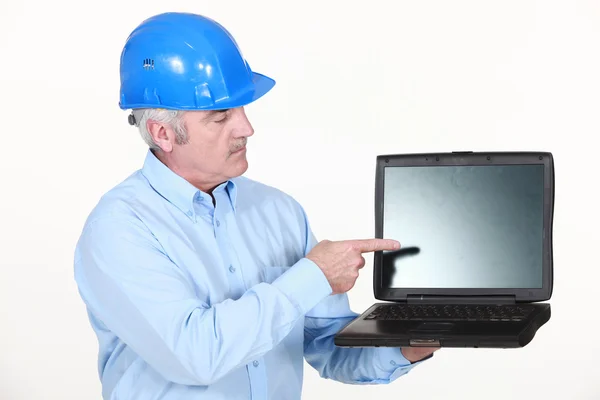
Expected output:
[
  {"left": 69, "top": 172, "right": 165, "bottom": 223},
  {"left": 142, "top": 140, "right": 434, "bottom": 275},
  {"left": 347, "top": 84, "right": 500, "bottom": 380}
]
[{"left": 382, "top": 164, "right": 544, "bottom": 289}]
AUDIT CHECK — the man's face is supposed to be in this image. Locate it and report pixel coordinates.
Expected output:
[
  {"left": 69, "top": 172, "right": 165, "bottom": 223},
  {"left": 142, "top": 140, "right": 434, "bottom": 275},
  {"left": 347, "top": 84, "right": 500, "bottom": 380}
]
[{"left": 151, "top": 107, "right": 254, "bottom": 190}]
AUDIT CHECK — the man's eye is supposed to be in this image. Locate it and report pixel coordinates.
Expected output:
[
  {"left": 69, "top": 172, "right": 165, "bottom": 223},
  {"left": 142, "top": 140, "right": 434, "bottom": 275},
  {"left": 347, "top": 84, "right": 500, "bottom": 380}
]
[{"left": 214, "top": 114, "right": 229, "bottom": 123}]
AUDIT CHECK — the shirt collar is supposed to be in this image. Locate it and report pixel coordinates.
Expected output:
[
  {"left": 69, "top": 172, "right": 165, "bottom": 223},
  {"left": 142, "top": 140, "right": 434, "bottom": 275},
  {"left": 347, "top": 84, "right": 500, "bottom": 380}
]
[{"left": 141, "top": 150, "right": 238, "bottom": 220}]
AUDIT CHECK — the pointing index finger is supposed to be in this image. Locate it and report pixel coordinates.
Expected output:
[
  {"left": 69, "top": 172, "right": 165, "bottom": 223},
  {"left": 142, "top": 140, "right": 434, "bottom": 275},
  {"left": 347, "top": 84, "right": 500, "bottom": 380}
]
[{"left": 350, "top": 238, "right": 401, "bottom": 253}]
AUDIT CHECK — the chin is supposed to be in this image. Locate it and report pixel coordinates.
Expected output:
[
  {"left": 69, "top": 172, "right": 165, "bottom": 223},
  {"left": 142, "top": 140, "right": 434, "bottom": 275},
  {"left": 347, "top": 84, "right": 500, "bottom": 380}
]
[{"left": 227, "top": 159, "right": 248, "bottom": 178}]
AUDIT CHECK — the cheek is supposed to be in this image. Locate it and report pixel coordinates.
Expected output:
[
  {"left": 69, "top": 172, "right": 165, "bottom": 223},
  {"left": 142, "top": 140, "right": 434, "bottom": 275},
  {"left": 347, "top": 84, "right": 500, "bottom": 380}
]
[
  {"left": 189, "top": 136, "right": 229, "bottom": 164},
  {"left": 184, "top": 123, "right": 231, "bottom": 163}
]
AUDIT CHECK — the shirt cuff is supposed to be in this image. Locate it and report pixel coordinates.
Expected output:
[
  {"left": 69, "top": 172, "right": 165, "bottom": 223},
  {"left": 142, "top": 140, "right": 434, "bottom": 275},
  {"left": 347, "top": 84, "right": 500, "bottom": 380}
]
[
  {"left": 271, "top": 258, "right": 332, "bottom": 315},
  {"left": 376, "top": 347, "right": 431, "bottom": 382}
]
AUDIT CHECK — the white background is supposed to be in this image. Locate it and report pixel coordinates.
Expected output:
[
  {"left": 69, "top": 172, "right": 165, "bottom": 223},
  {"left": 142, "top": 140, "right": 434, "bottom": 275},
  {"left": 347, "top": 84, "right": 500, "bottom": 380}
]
[{"left": 1, "top": 0, "right": 598, "bottom": 399}]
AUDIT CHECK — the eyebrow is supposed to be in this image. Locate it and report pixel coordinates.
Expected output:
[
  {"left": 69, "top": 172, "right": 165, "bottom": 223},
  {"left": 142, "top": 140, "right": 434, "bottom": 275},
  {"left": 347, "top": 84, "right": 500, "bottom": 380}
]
[{"left": 203, "top": 109, "right": 229, "bottom": 120}]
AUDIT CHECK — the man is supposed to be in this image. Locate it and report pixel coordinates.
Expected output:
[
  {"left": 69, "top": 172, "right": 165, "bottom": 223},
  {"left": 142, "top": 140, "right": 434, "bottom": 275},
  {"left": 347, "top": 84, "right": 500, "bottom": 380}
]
[{"left": 74, "top": 12, "right": 437, "bottom": 400}]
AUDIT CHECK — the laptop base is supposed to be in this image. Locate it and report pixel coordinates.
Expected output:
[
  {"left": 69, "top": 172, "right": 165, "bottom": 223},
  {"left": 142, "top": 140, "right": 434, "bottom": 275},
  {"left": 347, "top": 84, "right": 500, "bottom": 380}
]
[{"left": 334, "top": 302, "right": 551, "bottom": 348}]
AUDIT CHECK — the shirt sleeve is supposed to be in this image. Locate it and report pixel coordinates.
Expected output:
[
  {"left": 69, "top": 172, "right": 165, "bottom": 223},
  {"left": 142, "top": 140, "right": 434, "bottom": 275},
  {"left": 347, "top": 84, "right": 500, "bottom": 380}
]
[
  {"left": 73, "top": 216, "right": 332, "bottom": 387},
  {"left": 303, "top": 293, "right": 428, "bottom": 384},
  {"left": 297, "top": 210, "right": 431, "bottom": 384}
]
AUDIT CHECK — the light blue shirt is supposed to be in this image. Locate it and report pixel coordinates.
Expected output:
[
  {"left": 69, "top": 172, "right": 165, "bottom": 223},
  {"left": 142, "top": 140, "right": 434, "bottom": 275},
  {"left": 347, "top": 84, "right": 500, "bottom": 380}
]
[{"left": 74, "top": 150, "right": 425, "bottom": 399}]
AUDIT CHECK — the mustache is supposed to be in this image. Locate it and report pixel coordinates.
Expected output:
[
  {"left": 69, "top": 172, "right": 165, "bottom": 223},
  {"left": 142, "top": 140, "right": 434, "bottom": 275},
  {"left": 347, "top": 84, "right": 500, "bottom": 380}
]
[{"left": 230, "top": 138, "right": 247, "bottom": 152}]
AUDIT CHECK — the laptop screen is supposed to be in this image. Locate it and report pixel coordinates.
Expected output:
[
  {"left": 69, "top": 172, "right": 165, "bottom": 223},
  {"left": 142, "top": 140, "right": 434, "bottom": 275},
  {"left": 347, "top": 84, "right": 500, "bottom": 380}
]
[{"left": 382, "top": 164, "right": 545, "bottom": 289}]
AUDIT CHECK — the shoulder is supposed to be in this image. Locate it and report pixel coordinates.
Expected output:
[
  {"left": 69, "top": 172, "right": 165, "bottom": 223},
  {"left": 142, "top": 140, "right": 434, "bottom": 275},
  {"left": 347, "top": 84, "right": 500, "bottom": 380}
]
[
  {"left": 74, "top": 171, "right": 167, "bottom": 269},
  {"left": 78, "top": 171, "right": 155, "bottom": 238}
]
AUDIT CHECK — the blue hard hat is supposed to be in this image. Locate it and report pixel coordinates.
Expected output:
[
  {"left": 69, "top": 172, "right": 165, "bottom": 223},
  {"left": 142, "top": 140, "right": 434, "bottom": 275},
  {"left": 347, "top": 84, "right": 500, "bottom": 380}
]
[{"left": 119, "top": 12, "right": 275, "bottom": 111}]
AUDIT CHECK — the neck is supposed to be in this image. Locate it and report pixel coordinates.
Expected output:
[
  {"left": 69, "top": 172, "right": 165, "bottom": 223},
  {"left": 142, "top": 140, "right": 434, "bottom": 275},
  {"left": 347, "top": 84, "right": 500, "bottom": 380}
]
[{"left": 152, "top": 149, "right": 225, "bottom": 194}]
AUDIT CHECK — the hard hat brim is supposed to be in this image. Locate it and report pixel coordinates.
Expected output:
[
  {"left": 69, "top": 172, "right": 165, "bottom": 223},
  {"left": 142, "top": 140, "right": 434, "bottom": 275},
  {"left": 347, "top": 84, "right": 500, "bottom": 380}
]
[{"left": 119, "top": 71, "right": 275, "bottom": 111}]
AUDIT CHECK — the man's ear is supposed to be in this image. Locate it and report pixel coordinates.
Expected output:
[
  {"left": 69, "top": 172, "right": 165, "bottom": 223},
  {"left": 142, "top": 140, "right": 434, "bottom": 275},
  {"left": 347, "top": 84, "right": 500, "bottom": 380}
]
[{"left": 146, "top": 120, "right": 174, "bottom": 152}]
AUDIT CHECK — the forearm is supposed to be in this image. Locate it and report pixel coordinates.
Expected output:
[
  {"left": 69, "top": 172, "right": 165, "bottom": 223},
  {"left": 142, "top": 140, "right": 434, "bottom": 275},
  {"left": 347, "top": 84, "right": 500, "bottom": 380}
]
[
  {"left": 304, "top": 314, "right": 421, "bottom": 384},
  {"left": 81, "top": 257, "right": 331, "bottom": 385}
]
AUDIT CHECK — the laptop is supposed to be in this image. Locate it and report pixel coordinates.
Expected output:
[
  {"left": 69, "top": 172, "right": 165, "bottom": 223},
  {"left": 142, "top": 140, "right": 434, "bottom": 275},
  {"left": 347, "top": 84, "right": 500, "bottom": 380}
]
[{"left": 334, "top": 151, "right": 553, "bottom": 349}]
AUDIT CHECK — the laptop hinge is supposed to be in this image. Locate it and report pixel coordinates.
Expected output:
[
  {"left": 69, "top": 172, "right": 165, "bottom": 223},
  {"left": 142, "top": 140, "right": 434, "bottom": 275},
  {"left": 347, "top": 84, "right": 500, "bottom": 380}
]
[{"left": 406, "top": 295, "right": 516, "bottom": 305}]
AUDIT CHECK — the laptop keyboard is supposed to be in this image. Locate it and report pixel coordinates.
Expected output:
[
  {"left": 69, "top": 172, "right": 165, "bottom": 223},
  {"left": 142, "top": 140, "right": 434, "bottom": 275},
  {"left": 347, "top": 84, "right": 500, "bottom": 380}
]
[{"left": 365, "top": 304, "right": 535, "bottom": 322}]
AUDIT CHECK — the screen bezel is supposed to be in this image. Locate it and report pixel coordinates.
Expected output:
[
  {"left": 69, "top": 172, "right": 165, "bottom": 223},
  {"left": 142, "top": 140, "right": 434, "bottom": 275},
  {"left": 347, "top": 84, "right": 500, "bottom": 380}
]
[{"left": 373, "top": 151, "right": 554, "bottom": 303}]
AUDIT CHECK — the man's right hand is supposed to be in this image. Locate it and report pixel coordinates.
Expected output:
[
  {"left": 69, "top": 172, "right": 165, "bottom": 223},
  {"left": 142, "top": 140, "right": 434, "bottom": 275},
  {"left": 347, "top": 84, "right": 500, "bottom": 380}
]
[{"left": 306, "top": 239, "right": 401, "bottom": 295}]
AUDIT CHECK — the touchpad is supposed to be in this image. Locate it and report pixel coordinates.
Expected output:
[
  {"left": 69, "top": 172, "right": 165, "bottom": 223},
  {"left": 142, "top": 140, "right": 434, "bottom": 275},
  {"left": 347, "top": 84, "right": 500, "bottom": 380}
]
[{"left": 411, "top": 322, "right": 455, "bottom": 331}]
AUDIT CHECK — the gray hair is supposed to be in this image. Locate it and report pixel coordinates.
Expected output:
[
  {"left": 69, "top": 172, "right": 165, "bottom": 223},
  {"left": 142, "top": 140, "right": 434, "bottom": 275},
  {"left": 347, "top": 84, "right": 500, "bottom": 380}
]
[{"left": 130, "top": 108, "right": 189, "bottom": 150}]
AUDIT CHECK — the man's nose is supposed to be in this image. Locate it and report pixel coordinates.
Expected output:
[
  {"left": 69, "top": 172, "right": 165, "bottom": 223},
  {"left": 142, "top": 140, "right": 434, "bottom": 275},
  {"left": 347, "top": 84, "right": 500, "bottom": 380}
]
[{"left": 232, "top": 107, "right": 254, "bottom": 138}]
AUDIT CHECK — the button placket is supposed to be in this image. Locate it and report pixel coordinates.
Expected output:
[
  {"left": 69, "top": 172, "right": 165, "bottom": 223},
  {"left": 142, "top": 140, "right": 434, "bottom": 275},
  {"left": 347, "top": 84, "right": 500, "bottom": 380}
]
[
  {"left": 213, "top": 196, "right": 246, "bottom": 296},
  {"left": 213, "top": 189, "right": 250, "bottom": 298}
]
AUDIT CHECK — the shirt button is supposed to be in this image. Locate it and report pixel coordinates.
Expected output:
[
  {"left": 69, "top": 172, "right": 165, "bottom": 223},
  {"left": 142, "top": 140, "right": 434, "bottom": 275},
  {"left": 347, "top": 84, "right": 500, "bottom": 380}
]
[
  {"left": 216, "top": 219, "right": 221, "bottom": 227},
  {"left": 253, "top": 360, "right": 259, "bottom": 367},
  {"left": 186, "top": 210, "right": 193, "bottom": 217},
  {"left": 390, "top": 360, "right": 397, "bottom": 366},
  {"left": 229, "top": 265, "right": 236, "bottom": 273}
]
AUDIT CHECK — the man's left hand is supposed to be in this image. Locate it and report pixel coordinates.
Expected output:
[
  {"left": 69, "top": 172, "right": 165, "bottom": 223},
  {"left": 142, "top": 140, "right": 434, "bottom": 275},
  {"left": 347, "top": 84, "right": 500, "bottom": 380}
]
[{"left": 401, "top": 347, "right": 439, "bottom": 363}]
